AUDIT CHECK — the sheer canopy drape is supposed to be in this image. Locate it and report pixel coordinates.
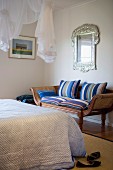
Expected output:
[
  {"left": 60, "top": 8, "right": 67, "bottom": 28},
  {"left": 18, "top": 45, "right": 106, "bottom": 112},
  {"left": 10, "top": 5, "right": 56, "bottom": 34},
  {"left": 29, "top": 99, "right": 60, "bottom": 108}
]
[{"left": 0, "top": 0, "right": 56, "bottom": 62}]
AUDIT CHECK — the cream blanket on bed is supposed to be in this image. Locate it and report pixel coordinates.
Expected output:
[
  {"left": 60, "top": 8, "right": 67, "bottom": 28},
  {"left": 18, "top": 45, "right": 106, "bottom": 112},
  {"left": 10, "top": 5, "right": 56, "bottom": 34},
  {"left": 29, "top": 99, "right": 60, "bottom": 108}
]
[{"left": 0, "top": 99, "right": 86, "bottom": 170}]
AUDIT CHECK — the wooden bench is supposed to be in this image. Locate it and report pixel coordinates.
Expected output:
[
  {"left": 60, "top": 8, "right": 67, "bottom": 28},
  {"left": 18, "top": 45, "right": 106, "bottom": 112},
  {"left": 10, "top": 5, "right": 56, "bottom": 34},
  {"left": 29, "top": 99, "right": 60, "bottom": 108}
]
[{"left": 30, "top": 85, "right": 113, "bottom": 131}]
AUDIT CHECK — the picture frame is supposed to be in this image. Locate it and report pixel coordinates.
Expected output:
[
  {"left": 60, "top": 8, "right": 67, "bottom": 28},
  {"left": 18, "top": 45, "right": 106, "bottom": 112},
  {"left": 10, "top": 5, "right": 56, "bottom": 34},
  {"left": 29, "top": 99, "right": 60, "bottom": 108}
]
[{"left": 9, "top": 36, "right": 36, "bottom": 59}]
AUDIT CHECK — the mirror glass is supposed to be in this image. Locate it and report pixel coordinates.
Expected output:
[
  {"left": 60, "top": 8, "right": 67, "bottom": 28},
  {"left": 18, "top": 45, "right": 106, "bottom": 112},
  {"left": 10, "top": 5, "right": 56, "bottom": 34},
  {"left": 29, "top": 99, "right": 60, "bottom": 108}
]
[{"left": 72, "top": 24, "right": 99, "bottom": 72}]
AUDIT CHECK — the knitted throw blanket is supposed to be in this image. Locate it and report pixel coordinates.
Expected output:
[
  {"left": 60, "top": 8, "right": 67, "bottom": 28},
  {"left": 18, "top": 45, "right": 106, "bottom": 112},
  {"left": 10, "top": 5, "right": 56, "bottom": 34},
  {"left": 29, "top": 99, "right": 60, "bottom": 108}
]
[{"left": 0, "top": 99, "right": 86, "bottom": 170}]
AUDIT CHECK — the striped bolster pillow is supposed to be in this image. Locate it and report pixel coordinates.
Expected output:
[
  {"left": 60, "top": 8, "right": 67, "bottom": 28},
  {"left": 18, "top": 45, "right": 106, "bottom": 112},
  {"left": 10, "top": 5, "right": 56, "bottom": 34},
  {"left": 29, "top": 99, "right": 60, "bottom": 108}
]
[
  {"left": 60, "top": 99, "right": 89, "bottom": 110},
  {"left": 41, "top": 96, "right": 68, "bottom": 105}
]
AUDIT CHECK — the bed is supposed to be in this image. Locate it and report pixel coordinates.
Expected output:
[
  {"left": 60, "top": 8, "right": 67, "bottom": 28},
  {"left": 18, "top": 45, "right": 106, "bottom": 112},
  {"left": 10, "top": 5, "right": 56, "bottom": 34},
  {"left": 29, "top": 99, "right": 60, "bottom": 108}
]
[{"left": 0, "top": 99, "right": 86, "bottom": 170}]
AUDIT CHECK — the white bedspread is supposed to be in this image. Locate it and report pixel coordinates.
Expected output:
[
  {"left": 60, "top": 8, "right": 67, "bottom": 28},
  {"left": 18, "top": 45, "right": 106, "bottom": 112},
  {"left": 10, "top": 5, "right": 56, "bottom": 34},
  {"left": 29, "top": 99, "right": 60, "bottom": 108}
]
[{"left": 0, "top": 99, "right": 86, "bottom": 170}]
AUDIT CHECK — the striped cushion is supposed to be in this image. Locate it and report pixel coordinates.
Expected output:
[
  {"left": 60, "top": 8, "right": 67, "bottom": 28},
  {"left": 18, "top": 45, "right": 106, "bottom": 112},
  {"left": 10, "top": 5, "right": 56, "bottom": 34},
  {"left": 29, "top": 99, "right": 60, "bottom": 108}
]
[
  {"left": 41, "top": 96, "right": 69, "bottom": 105},
  {"left": 41, "top": 96, "right": 89, "bottom": 110},
  {"left": 60, "top": 99, "right": 89, "bottom": 110},
  {"left": 80, "top": 82, "right": 107, "bottom": 101},
  {"left": 58, "top": 80, "right": 81, "bottom": 99}
]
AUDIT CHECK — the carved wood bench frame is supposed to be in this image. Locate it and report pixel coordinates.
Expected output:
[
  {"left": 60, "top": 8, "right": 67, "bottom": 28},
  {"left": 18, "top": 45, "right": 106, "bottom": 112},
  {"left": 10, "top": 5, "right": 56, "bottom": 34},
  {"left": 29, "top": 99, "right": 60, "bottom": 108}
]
[{"left": 30, "top": 85, "right": 113, "bottom": 131}]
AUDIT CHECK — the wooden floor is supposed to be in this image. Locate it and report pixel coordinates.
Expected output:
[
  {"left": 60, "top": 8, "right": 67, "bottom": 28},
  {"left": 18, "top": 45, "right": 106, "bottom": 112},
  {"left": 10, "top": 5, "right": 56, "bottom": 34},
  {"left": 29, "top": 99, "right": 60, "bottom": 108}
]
[{"left": 75, "top": 118, "right": 113, "bottom": 142}]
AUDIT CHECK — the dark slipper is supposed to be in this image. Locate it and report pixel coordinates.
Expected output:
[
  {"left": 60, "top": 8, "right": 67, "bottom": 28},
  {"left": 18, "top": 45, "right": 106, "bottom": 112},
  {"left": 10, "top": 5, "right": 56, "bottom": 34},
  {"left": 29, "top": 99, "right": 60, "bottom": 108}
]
[
  {"left": 87, "top": 152, "right": 101, "bottom": 161},
  {"left": 76, "top": 160, "right": 101, "bottom": 168}
]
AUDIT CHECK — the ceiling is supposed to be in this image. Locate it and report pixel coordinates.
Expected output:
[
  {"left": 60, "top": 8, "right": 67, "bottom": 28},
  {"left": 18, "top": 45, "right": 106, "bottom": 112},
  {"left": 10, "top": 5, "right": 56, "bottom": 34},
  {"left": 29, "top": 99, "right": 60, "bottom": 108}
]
[{"left": 54, "top": 0, "right": 95, "bottom": 10}]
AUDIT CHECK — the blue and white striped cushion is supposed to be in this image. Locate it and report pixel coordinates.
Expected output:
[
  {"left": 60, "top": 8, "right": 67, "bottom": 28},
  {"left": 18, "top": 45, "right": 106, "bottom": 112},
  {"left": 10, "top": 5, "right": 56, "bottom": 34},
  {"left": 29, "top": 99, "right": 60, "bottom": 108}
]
[
  {"left": 58, "top": 80, "right": 81, "bottom": 99},
  {"left": 41, "top": 96, "right": 69, "bottom": 105},
  {"left": 41, "top": 96, "right": 89, "bottom": 110},
  {"left": 80, "top": 82, "right": 107, "bottom": 101},
  {"left": 60, "top": 99, "right": 89, "bottom": 110}
]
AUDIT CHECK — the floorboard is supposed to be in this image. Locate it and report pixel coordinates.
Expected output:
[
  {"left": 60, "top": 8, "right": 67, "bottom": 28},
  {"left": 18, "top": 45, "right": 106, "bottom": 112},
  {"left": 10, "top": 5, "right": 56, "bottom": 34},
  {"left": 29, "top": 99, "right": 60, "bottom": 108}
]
[{"left": 75, "top": 118, "right": 113, "bottom": 142}]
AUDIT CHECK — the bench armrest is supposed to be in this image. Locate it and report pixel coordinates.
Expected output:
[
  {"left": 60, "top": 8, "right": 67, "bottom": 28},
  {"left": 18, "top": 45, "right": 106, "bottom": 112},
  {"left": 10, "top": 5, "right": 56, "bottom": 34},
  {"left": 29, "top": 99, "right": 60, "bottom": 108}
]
[
  {"left": 30, "top": 86, "right": 59, "bottom": 106},
  {"left": 83, "top": 93, "right": 113, "bottom": 116}
]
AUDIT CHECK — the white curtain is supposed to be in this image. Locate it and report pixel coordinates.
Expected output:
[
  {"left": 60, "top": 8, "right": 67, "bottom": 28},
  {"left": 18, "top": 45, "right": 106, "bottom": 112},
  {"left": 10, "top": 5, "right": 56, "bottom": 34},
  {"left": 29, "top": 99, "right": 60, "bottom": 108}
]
[{"left": 0, "top": 0, "right": 56, "bottom": 62}]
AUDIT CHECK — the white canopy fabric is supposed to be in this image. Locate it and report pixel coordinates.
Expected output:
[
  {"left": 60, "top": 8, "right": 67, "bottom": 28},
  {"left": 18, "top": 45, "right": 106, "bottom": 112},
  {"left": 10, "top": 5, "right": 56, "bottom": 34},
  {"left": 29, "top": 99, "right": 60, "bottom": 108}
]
[{"left": 0, "top": 0, "right": 56, "bottom": 63}]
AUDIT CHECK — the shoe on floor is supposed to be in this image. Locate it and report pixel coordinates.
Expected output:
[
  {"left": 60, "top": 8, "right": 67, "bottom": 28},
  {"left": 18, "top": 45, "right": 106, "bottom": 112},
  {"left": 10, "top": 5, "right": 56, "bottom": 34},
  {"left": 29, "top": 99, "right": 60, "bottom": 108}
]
[
  {"left": 76, "top": 160, "right": 101, "bottom": 168},
  {"left": 87, "top": 151, "right": 101, "bottom": 161}
]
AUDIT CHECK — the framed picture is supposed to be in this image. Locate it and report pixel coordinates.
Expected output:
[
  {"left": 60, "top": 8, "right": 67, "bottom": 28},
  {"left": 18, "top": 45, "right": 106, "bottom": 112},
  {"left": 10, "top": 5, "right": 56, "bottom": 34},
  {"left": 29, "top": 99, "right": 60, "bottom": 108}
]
[{"left": 9, "top": 36, "right": 36, "bottom": 59}]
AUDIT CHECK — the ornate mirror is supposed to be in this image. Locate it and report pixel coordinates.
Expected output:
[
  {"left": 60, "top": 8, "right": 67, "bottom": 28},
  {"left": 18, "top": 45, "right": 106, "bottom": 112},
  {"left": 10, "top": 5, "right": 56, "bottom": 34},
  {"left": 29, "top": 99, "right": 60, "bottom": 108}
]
[{"left": 71, "top": 24, "right": 100, "bottom": 72}]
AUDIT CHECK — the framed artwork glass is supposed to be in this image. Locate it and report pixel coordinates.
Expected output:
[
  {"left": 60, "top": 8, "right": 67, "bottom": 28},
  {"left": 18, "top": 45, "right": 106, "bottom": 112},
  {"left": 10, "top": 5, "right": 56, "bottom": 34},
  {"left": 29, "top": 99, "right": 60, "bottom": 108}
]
[{"left": 9, "top": 36, "right": 36, "bottom": 59}]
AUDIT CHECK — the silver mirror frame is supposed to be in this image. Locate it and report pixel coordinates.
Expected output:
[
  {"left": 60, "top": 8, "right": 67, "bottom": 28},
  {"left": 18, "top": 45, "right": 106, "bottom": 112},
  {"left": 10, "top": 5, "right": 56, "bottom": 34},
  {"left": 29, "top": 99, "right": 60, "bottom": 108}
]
[{"left": 71, "top": 24, "right": 100, "bottom": 72}]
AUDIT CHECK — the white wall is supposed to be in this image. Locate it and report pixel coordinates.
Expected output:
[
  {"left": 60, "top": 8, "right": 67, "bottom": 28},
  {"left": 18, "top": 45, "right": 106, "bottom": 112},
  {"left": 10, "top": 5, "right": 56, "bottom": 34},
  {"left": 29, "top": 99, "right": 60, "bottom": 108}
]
[
  {"left": 0, "top": 22, "right": 44, "bottom": 99},
  {"left": 44, "top": 0, "right": 113, "bottom": 126}
]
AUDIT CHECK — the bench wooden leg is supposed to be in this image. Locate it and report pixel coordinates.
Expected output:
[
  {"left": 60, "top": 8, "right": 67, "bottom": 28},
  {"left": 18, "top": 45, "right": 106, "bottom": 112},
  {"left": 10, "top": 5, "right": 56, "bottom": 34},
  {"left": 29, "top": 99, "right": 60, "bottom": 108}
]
[
  {"left": 79, "top": 111, "right": 83, "bottom": 131},
  {"left": 101, "top": 112, "right": 106, "bottom": 132}
]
